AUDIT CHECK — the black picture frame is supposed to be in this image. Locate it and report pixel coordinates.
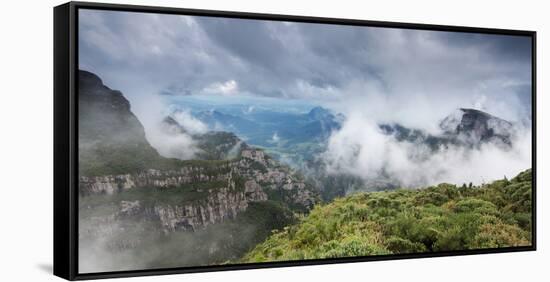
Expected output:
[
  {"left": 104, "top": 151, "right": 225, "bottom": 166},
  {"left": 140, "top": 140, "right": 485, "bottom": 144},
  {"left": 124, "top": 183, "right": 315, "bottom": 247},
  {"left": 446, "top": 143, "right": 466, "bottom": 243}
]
[{"left": 54, "top": 1, "right": 537, "bottom": 280}]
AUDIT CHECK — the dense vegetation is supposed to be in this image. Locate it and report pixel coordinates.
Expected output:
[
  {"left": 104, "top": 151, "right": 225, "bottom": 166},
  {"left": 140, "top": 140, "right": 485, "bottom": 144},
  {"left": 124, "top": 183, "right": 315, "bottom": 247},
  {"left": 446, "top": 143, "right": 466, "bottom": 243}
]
[{"left": 242, "top": 169, "right": 532, "bottom": 262}]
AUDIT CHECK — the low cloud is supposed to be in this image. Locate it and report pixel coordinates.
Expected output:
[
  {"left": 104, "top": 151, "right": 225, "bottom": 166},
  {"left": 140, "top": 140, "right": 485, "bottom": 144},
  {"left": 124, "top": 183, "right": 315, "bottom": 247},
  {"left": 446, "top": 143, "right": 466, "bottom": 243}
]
[
  {"left": 269, "top": 132, "right": 281, "bottom": 144},
  {"left": 122, "top": 86, "right": 206, "bottom": 160},
  {"left": 78, "top": 212, "right": 260, "bottom": 273},
  {"left": 146, "top": 127, "right": 199, "bottom": 160},
  {"left": 323, "top": 111, "right": 531, "bottom": 188},
  {"left": 202, "top": 80, "right": 239, "bottom": 96},
  {"left": 170, "top": 109, "right": 208, "bottom": 134}
]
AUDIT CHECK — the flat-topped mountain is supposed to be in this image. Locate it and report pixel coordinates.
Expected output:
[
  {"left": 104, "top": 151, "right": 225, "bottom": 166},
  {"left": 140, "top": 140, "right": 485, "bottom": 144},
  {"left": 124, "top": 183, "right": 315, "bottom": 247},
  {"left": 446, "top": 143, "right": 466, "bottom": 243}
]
[{"left": 307, "top": 106, "right": 333, "bottom": 120}]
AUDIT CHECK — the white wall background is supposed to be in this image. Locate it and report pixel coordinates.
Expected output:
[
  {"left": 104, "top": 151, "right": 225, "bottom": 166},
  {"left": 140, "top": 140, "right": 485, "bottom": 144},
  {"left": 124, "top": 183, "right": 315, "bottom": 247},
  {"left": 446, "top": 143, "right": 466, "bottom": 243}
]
[{"left": 0, "top": 0, "right": 547, "bottom": 281}]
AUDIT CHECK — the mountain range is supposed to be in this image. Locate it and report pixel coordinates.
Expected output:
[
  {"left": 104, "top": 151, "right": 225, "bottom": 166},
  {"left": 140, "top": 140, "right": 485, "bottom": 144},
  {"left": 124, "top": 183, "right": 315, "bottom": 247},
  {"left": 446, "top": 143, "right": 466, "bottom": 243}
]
[
  {"left": 193, "top": 106, "right": 342, "bottom": 145},
  {"left": 77, "top": 69, "right": 523, "bottom": 272},
  {"left": 178, "top": 99, "right": 517, "bottom": 173},
  {"left": 185, "top": 105, "right": 342, "bottom": 167}
]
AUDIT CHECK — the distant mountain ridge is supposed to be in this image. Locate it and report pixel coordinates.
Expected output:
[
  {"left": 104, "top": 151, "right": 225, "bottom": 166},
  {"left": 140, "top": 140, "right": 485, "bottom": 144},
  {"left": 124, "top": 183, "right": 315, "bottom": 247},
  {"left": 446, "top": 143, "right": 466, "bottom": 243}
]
[
  {"left": 182, "top": 105, "right": 342, "bottom": 168},
  {"left": 441, "top": 108, "right": 515, "bottom": 146},
  {"left": 380, "top": 108, "right": 516, "bottom": 149},
  {"left": 309, "top": 108, "right": 520, "bottom": 200},
  {"left": 307, "top": 106, "right": 333, "bottom": 120}
]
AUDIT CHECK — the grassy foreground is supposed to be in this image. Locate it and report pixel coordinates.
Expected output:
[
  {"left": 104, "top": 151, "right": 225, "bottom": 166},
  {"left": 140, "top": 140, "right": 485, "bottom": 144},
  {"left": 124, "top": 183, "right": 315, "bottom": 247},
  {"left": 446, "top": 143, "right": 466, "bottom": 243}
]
[{"left": 242, "top": 169, "right": 532, "bottom": 262}]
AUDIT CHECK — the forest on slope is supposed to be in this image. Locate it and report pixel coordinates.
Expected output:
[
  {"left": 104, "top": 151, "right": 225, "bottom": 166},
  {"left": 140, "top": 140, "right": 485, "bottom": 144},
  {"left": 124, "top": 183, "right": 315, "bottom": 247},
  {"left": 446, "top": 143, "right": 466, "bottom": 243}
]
[{"left": 242, "top": 169, "right": 532, "bottom": 262}]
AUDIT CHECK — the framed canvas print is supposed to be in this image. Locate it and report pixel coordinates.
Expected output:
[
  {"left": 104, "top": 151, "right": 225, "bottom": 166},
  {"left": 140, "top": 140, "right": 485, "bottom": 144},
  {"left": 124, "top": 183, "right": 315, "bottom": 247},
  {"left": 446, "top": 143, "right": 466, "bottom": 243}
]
[{"left": 54, "top": 1, "right": 536, "bottom": 280}]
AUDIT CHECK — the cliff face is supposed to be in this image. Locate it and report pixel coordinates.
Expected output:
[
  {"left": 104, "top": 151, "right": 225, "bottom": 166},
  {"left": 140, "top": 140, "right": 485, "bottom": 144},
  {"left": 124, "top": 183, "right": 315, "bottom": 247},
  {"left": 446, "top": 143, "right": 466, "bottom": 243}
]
[
  {"left": 79, "top": 179, "right": 267, "bottom": 251},
  {"left": 148, "top": 180, "right": 267, "bottom": 233},
  {"left": 108, "top": 182, "right": 267, "bottom": 234},
  {"left": 79, "top": 166, "right": 232, "bottom": 195},
  {"left": 78, "top": 70, "right": 318, "bottom": 239},
  {"left": 80, "top": 146, "right": 316, "bottom": 234},
  {"left": 78, "top": 70, "right": 162, "bottom": 176},
  {"left": 440, "top": 108, "right": 515, "bottom": 147}
]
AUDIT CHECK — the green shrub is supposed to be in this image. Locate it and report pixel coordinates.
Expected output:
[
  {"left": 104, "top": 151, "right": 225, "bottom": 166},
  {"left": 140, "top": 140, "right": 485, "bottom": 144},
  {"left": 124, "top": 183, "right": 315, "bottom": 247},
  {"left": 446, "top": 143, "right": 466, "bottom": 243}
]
[
  {"left": 242, "top": 169, "right": 532, "bottom": 262},
  {"left": 385, "top": 236, "right": 427, "bottom": 253}
]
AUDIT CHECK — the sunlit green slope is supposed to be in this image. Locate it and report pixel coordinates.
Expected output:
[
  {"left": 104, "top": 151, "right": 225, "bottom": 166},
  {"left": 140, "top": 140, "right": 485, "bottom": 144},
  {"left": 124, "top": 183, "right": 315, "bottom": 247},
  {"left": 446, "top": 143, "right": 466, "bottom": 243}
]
[{"left": 242, "top": 169, "right": 532, "bottom": 262}]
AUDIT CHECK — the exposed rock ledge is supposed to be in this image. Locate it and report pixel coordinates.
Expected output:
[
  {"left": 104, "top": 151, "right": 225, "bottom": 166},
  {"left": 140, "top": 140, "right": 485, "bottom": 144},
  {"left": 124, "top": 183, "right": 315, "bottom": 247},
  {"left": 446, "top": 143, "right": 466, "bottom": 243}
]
[{"left": 79, "top": 148, "right": 317, "bottom": 235}]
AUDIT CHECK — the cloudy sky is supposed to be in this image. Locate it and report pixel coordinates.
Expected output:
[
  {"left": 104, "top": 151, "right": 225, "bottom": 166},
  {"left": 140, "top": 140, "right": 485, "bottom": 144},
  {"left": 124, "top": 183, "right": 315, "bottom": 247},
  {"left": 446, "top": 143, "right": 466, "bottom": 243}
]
[
  {"left": 79, "top": 9, "right": 531, "bottom": 122},
  {"left": 78, "top": 9, "right": 533, "bottom": 186}
]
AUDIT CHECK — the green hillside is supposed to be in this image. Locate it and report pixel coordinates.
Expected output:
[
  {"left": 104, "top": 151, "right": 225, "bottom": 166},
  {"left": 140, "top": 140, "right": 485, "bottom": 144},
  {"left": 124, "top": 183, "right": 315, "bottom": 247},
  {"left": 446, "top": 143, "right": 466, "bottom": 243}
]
[{"left": 242, "top": 169, "right": 532, "bottom": 262}]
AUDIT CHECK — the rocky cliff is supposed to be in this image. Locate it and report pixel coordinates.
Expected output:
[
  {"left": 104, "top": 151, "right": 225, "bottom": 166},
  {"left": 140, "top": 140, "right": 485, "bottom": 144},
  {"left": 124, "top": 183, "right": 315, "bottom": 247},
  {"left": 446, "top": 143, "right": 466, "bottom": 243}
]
[
  {"left": 85, "top": 182, "right": 266, "bottom": 235},
  {"left": 380, "top": 108, "right": 516, "bottom": 150},
  {"left": 80, "top": 145, "right": 317, "bottom": 234},
  {"left": 440, "top": 108, "right": 515, "bottom": 146},
  {"left": 78, "top": 70, "right": 318, "bottom": 239},
  {"left": 78, "top": 70, "right": 163, "bottom": 176}
]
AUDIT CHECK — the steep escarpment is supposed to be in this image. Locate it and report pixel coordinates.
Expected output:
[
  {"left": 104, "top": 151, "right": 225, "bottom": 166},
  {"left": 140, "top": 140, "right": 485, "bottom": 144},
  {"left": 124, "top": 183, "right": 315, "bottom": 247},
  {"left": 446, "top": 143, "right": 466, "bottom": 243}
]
[
  {"left": 77, "top": 70, "right": 319, "bottom": 272},
  {"left": 80, "top": 146, "right": 317, "bottom": 233},
  {"left": 80, "top": 163, "right": 234, "bottom": 195},
  {"left": 79, "top": 70, "right": 164, "bottom": 176},
  {"left": 79, "top": 200, "right": 296, "bottom": 272},
  {"left": 78, "top": 69, "right": 317, "bottom": 210},
  {"left": 81, "top": 181, "right": 267, "bottom": 235}
]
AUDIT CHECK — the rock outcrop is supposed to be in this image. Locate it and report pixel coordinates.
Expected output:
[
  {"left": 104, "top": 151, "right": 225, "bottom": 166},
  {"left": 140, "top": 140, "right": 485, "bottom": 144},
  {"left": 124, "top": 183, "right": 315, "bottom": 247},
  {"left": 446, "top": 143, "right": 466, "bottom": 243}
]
[
  {"left": 149, "top": 183, "right": 266, "bottom": 233},
  {"left": 380, "top": 108, "right": 516, "bottom": 150},
  {"left": 79, "top": 165, "right": 232, "bottom": 195},
  {"left": 80, "top": 146, "right": 316, "bottom": 212},
  {"left": 440, "top": 108, "right": 515, "bottom": 146}
]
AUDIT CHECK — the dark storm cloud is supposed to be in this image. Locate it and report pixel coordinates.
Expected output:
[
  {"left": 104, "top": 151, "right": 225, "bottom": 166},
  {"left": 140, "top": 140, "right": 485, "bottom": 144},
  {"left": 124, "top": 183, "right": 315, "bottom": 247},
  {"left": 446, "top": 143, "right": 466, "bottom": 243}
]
[
  {"left": 437, "top": 32, "right": 532, "bottom": 62},
  {"left": 78, "top": 9, "right": 532, "bottom": 125},
  {"left": 196, "top": 18, "right": 287, "bottom": 70},
  {"left": 77, "top": 9, "right": 533, "bottom": 188}
]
